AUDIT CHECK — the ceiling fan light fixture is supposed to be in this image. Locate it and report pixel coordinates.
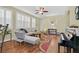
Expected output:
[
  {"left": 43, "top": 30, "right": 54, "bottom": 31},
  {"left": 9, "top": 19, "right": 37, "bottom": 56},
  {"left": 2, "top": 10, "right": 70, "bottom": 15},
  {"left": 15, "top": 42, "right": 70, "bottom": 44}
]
[
  {"left": 39, "top": 11, "right": 43, "bottom": 14},
  {"left": 35, "top": 7, "right": 48, "bottom": 15}
]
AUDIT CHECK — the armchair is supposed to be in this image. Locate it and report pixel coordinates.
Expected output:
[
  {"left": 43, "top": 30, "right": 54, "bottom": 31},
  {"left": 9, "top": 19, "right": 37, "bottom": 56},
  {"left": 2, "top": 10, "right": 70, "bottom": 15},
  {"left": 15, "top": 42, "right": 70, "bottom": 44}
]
[{"left": 15, "top": 31, "right": 25, "bottom": 45}]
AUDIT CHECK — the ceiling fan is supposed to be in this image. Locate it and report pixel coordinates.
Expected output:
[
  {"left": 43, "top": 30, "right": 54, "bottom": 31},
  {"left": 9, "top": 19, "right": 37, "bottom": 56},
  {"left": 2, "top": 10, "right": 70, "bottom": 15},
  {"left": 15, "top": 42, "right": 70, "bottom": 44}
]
[{"left": 35, "top": 7, "right": 48, "bottom": 15}]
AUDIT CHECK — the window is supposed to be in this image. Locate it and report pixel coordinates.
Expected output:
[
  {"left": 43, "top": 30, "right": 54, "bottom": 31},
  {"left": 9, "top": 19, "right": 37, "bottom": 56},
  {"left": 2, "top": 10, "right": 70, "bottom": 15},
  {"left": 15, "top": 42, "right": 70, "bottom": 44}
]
[
  {"left": 0, "top": 8, "right": 12, "bottom": 29},
  {"left": 25, "top": 16, "right": 31, "bottom": 29},
  {"left": 16, "top": 12, "right": 37, "bottom": 32},
  {"left": 31, "top": 17, "right": 36, "bottom": 30},
  {"left": 5, "top": 10, "right": 12, "bottom": 28},
  {"left": 0, "top": 9, "right": 4, "bottom": 25},
  {"left": 16, "top": 13, "right": 31, "bottom": 30}
]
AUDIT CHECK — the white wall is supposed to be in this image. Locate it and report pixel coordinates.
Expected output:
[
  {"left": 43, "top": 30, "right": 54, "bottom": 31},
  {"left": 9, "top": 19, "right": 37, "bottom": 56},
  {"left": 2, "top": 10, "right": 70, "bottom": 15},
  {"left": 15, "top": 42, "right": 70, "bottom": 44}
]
[{"left": 40, "top": 14, "right": 69, "bottom": 32}]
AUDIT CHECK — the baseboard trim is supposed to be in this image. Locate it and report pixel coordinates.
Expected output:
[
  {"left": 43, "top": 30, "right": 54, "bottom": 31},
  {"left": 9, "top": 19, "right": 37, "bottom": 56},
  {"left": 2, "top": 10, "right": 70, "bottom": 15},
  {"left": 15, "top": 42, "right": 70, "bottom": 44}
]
[{"left": 0, "top": 38, "right": 14, "bottom": 43}]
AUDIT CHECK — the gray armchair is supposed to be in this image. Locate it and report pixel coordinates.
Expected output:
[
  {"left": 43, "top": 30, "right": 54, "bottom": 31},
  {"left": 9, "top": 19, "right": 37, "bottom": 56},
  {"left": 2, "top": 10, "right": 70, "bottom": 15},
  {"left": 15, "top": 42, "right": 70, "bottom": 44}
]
[{"left": 15, "top": 31, "right": 25, "bottom": 45}]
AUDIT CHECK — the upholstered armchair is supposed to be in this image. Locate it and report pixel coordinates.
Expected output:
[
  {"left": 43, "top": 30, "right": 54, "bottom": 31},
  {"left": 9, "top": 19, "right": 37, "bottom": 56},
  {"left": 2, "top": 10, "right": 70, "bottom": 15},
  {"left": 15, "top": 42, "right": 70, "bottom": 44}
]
[{"left": 15, "top": 31, "right": 25, "bottom": 45}]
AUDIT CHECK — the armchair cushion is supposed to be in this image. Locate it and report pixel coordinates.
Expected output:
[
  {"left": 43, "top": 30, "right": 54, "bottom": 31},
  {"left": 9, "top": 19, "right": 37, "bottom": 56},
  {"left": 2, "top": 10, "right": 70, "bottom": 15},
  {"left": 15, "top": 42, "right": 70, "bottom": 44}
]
[{"left": 15, "top": 31, "right": 25, "bottom": 40}]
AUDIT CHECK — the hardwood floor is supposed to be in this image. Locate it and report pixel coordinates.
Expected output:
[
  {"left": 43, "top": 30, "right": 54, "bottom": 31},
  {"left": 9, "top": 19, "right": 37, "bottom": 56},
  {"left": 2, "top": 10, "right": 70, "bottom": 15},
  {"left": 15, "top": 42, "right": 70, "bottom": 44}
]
[
  {"left": 0, "top": 34, "right": 64, "bottom": 53},
  {"left": 0, "top": 40, "right": 39, "bottom": 53}
]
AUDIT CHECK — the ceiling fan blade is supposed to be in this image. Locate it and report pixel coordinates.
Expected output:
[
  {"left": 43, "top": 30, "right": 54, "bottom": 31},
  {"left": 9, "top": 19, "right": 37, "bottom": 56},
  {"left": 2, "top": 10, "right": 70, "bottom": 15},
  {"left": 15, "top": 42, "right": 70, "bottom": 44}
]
[
  {"left": 35, "top": 12, "right": 39, "bottom": 14},
  {"left": 43, "top": 11, "right": 48, "bottom": 12},
  {"left": 40, "top": 7, "right": 43, "bottom": 10},
  {"left": 35, "top": 10, "right": 39, "bottom": 11}
]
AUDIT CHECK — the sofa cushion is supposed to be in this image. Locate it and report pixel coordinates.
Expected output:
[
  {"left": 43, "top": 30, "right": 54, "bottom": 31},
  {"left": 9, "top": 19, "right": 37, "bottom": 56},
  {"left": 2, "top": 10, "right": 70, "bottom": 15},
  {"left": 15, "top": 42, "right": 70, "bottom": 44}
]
[{"left": 24, "top": 35, "right": 40, "bottom": 45}]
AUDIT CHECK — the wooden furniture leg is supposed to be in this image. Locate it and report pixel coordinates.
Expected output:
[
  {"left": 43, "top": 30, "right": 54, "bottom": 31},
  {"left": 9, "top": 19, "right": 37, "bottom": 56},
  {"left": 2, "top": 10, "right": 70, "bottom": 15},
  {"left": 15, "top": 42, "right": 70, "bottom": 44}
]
[
  {"left": 67, "top": 47, "right": 71, "bottom": 53},
  {"left": 58, "top": 44, "right": 60, "bottom": 53}
]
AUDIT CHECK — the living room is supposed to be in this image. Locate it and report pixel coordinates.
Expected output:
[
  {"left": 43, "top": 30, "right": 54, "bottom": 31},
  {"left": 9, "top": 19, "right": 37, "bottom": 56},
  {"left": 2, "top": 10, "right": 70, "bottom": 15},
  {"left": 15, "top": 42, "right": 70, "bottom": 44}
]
[{"left": 0, "top": 6, "right": 79, "bottom": 53}]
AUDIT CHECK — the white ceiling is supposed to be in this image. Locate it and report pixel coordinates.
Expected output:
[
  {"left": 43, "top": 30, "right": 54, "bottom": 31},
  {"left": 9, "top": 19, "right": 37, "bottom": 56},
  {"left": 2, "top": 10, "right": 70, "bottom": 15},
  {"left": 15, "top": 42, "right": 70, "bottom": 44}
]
[{"left": 14, "top": 6, "right": 69, "bottom": 18}]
